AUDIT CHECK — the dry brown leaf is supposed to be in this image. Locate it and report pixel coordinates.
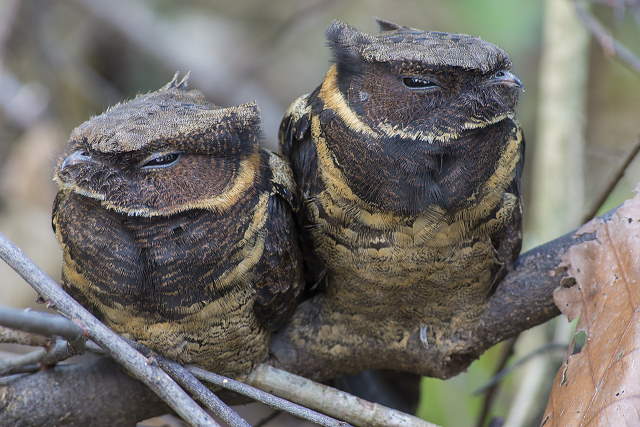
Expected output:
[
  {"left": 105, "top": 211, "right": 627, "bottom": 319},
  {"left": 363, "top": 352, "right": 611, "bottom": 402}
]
[{"left": 542, "top": 189, "right": 640, "bottom": 426}]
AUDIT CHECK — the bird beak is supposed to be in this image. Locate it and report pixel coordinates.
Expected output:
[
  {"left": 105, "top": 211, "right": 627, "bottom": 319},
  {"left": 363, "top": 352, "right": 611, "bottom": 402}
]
[
  {"left": 492, "top": 71, "right": 524, "bottom": 90},
  {"left": 60, "top": 150, "right": 94, "bottom": 171}
]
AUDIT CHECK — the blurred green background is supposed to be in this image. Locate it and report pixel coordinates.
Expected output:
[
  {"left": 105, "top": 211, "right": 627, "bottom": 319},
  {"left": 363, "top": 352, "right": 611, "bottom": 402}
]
[{"left": 0, "top": 0, "right": 638, "bottom": 426}]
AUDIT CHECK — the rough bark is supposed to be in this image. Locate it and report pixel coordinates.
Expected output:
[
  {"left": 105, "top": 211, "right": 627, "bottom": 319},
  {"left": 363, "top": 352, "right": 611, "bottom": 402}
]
[
  {"left": 0, "top": 209, "right": 615, "bottom": 426},
  {"left": 268, "top": 219, "right": 599, "bottom": 380},
  {"left": 0, "top": 356, "right": 167, "bottom": 427}
]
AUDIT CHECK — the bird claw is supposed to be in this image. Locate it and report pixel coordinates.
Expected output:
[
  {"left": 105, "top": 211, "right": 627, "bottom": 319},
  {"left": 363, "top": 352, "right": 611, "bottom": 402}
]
[{"left": 419, "top": 325, "right": 429, "bottom": 349}]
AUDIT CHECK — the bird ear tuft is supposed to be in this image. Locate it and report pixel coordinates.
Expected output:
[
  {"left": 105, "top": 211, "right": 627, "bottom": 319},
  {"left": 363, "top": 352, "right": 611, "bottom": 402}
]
[
  {"left": 234, "top": 101, "right": 261, "bottom": 135},
  {"left": 163, "top": 71, "right": 191, "bottom": 91},
  {"left": 375, "top": 18, "right": 403, "bottom": 32},
  {"left": 215, "top": 102, "right": 262, "bottom": 151},
  {"left": 325, "top": 20, "right": 370, "bottom": 78}
]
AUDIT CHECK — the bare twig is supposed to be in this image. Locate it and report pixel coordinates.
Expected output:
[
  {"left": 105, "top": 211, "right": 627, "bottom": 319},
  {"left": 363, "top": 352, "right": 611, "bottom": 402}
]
[
  {"left": 475, "top": 338, "right": 518, "bottom": 427},
  {"left": 575, "top": 0, "right": 640, "bottom": 72},
  {"left": 0, "top": 338, "right": 81, "bottom": 376},
  {"left": 0, "top": 199, "right": 620, "bottom": 425},
  {"left": 0, "top": 232, "right": 221, "bottom": 427},
  {"left": 191, "top": 365, "right": 354, "bottom": 427},
  {"left": 0, "top": 348, "right": 46, "bottom": 375},
  {"left": 254, "top": 410, "right": 282, "bottom": 427},
  {"left": 153, "top": 356, "right": 250, "bottom": 427},
  {"left": 581, "top": 137, "right": 640, "bottom": 223},
  {"left": 0, "top": 305, "right": 419, "bottom": 426},
  {"left": 473, "top": 343, "right": 567, "bottom": 396},
  {"left": 0, "top": 305, "right": 83, "bottom": 342},
  {"left": 0, "top": 325, "right": 48, "bottom": 346},
  {"left": 246, "top": 364, "right": 438, "bottom": 427},
  {"left": 0, "top": 307, "right": 103, "bottom": 355}
]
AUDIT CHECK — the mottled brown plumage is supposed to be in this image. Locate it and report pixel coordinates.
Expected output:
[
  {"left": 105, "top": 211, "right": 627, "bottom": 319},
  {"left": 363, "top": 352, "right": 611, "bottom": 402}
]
[
  {"left": 280, "top": 19, "right": 524, "bottom": 348},
  {"left": 52, "top": 74, "right": 303, "bottom": 377}
]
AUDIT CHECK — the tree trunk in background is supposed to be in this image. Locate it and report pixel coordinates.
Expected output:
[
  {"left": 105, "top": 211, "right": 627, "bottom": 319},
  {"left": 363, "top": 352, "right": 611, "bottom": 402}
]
[
  {"left": 507, "top": 0, "right": 589, "bottom": 426},
  {"left": 530, "top": 0, "right": 589, "bottom": 245}
]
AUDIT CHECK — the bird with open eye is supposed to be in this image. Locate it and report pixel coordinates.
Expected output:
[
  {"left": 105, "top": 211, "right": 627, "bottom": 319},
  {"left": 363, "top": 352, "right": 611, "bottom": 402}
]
[
  {"left": 52, "top": 74, "right": 303, "bottom": 378},
  {"left": 279, "top": 18, "right": 525, "bottom": 398}
]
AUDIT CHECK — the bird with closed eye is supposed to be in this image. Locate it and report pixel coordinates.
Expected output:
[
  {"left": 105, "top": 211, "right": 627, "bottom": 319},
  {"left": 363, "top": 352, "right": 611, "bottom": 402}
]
[
  {"left": 52, "top": 74, "right": 303, "bottom": 377},
  {"left": 279, "top": 19, "right": 525, "bottom": 402}
]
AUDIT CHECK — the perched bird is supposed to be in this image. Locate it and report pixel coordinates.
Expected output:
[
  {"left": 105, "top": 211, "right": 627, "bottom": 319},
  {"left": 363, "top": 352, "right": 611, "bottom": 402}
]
[
  {"left": 279, "top": 18, "right": 525, "bottom": 399},
  {"left": 52, "top": 74, "right": 303, "bottom": 377}
]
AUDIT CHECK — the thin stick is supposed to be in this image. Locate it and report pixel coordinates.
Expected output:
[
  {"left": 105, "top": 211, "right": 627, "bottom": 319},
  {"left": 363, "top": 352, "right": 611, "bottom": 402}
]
[
  {"left": 0, "top": 339, "right": 71, "bottom": 375},
  {"left": 190, "top": 366, "right": 353, "bottom": 427},
  {"left": 575, "top": 0, "right": 640, "bottom": 72},
  {"left": 473, "top": 343, "right": 567, "bottom": 395},
  {"left": 255, "top": 410, "right": 282, "bottom": 427},
  {"left": 246, "top": 364, "right": 439, "bottom": 427},
  {"left": 474, "top": 338, "right": 517, "bottom": 427},
  {"left": 154, "top": 356, "right": 250, "bottom": 427},
  {"left": 0, "top": 307, "right": 356, "bottom": 426},
  {"left": 0, "top": 232, "right": 220, "bottom": 427},
  {"left": 0, "top": 348, "right": 46, "bottom": 375},
  {"left": 0, "top": 305, "right": 83, "bottom": 342},
  {"left": 0, "top": 325, "right": 49, "bottom": 346},
  {"left": 581, "top": 137, "right": 640, "bottom": 223}
]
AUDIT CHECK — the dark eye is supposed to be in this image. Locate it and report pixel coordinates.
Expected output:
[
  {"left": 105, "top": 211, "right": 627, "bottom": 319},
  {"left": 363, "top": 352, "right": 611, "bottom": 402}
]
[
  {"left": 141, "top": 152, "right": 181, "bottom": 169},
  {"left": 402, "top": 77, "right": 440, "bottom": 89},
  {"left": 493, "top": 70, "right": 507, "bottom": 78}
]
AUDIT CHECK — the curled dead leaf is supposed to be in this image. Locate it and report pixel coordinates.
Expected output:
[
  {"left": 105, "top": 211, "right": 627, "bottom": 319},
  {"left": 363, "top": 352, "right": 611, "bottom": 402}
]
[{"left": 543, "top": 189, "right": 640, "bottom": 426}]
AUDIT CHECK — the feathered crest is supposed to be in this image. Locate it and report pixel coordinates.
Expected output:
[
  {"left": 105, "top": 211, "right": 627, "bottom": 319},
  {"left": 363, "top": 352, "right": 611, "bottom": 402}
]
[
  {"left": 325, "top": 20, "right": 372, "bottom": 79},
  {"left": 70, "top": 78, "right": 261, "bottom": 155},
  {"left": 375, "top": 18, "right": 403, "bottom": 32},
  {"left": 325, "top": 19, "right": 510, "bottom": 74},
  {"left": 162, "top": 71, "right": 191, "bottom": 91}
]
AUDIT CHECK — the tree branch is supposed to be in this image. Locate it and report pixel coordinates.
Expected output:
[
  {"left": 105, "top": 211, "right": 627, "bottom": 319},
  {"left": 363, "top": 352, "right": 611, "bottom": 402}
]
[
  {"left": 152, "top": 356, "right": 251, "bottom": 427},
  {"left": 0, "top": 325, "right": 48, "bottom": 346},
  {"left": 0, "top": 204, "right": 627, "bottom": 425},
  {"left": 0, "top": 232, "right": 224, "bottom": 426},
  {"left": 0, "top": 305, "right": 83, "bottom": 342},
  {"left": 269, "top": 210, "right": 611, "bottom": 381},
  {"left": 0, "top": 356, "right": 169, "bottom": 427},
  {"left": 575, "top": 0, "right": 640, "bottom": 73},
  {"left": 0, "top": 338, "right": 76, "bottom": 376},
  {"left": 0, "top": 306, "right": 410, "bottom": 426},
  {"left": 245, "top": 364, "right": 436, "bottom": 427},
  {"left": 191, "top": 366, "right": 355, "bottom": 427}
]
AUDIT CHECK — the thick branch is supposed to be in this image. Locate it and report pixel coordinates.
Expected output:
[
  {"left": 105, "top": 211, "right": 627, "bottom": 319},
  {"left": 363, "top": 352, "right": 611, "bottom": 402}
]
[
  {"left": 0, "top": 356, "right": 168, "bottom": 427},
  {"left": 269, "top": 213, "right": 608, "bottom": 381},
  {"left": 0, "top": 208, "right": 619, "bottom": 424}
]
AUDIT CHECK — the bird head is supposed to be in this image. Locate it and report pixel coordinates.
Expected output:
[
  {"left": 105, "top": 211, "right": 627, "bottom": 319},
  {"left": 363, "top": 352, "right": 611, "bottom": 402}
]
[
  {"left": 54, "top": 73, "right": 262, "bottom": 217},
  {"left": 323, "top": 19, "right": 523, "bottom": 146}
]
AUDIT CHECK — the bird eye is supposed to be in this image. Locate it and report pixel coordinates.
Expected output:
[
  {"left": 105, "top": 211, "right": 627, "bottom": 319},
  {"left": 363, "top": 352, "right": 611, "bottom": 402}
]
[
  {"left": 493, "top": 70, "right": 507, "bottom": 79},
  {"left": 402, "top": 77, "right": 440, "bottom": 90},
  {"left": 141, "top": 152, "right": 181, "bottom": 169}
]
